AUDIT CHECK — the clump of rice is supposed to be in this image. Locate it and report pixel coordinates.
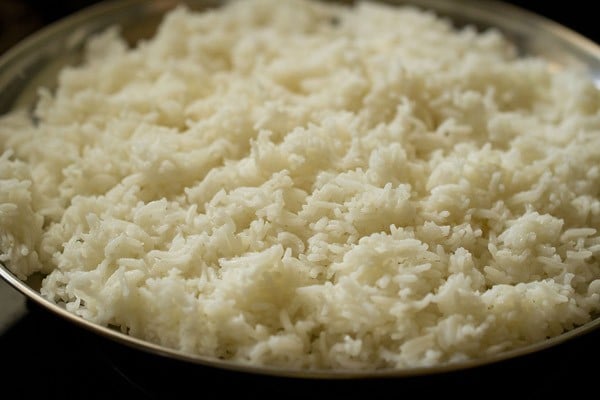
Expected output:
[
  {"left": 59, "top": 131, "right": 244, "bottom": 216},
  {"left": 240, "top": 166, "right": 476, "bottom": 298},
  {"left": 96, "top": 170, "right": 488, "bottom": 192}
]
[{"left": 1, "top": 0, "right": 600, "bottom": 370}]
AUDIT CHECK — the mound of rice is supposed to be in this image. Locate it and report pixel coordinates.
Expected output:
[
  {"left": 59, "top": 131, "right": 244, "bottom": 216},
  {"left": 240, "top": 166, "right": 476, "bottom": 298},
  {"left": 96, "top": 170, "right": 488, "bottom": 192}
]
[{"left": 1, "top": 0, "right": 600, "bottom": 370}]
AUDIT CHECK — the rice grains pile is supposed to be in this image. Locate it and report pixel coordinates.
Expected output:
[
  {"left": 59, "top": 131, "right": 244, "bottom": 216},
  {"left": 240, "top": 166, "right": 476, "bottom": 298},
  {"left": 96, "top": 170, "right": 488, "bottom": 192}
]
[{"left": 1, "top": 0, "right": 600, "bottom": 370}]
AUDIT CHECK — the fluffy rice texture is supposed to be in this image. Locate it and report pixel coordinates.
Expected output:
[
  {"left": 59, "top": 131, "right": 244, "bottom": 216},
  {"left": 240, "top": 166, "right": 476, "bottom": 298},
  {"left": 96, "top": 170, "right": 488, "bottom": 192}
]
[{"left": 1, "top": 0, "right": 600, "bottom": 370}]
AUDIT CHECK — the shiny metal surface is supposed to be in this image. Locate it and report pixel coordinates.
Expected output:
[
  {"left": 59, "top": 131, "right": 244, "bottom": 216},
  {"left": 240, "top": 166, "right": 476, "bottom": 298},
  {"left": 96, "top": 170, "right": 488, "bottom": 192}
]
[{"left": 0, "top": 0, "right": 599, "bottom": 378}]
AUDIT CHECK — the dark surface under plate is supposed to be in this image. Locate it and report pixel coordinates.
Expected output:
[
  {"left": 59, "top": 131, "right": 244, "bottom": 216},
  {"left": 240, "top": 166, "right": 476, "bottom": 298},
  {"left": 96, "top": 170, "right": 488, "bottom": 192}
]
[{"left": 0, "top": 1, "right": 599, "bottom": 398}]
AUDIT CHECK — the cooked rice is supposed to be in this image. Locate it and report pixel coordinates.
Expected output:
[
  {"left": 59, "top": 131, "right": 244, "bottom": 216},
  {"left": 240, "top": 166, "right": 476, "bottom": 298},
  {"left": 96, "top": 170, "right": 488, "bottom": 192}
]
[{"left": 1, "top": 0, "right": 600, "bottom": 370}]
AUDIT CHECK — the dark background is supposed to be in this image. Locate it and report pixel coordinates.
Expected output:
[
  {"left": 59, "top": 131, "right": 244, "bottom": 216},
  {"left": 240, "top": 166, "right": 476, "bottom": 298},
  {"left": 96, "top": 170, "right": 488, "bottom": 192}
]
[{"left": 0, "top": 1, "right": 598, "bottom": 399}]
